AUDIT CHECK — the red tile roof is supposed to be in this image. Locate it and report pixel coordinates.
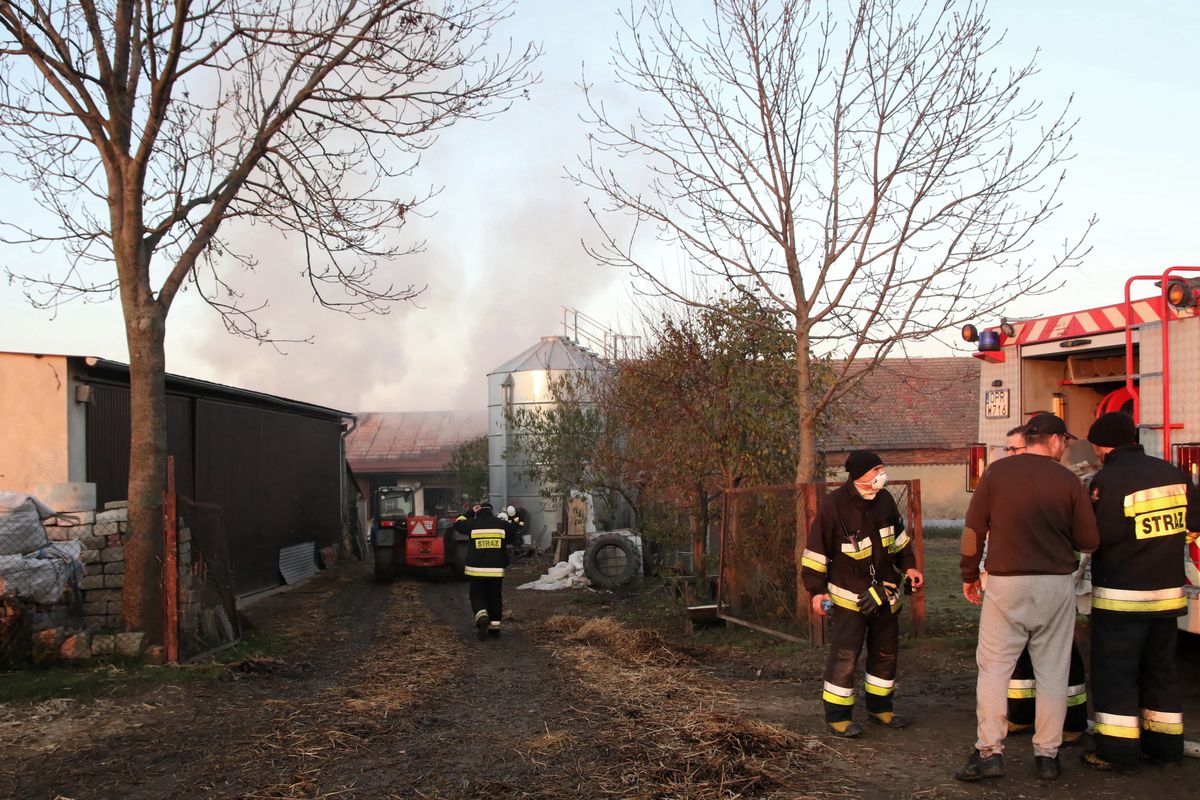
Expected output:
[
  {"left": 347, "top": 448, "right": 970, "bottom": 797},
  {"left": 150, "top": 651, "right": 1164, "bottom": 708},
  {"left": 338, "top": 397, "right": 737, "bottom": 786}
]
[
  {"left": 347, "top": 410, "right": 488, "bottom": 474},
  {"left": 821, "top": 357, "right": 980, "bottom": 452}
]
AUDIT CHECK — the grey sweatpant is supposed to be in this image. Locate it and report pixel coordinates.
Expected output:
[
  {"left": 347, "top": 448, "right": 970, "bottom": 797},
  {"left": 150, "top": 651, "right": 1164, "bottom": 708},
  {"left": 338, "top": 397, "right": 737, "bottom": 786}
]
[{"left": 975, "top": 574, "right": 1076, "bottom": 758}]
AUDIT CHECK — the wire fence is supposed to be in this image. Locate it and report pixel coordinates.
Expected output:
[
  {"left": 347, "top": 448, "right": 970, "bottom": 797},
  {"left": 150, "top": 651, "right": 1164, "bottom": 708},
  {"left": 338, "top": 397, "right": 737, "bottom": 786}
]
[
  {"left": 176, "top": 495, "right": 240, "bottom": 660},
  {"left": 0, "top": 496, "right": 85, "bottom": 665},
  {"left": 717, "top": 480, "right": 926, "bottom": 645}
]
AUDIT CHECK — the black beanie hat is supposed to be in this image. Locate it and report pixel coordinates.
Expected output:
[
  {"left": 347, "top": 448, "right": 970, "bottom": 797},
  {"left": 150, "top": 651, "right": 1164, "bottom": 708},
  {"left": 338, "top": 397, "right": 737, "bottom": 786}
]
[
  {"left": 1087, "top": 412, "right": 1136, "bottom": 448},
  {"left": 844, "top": 450, "right": 884, "bottom": 481}
]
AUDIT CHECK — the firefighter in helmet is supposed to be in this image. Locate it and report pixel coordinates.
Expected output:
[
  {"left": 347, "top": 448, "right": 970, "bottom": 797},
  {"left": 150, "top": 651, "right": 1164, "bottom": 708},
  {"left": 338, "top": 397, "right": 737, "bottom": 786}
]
[
  {"left": 802, "top": 450, "right": 924, "bottom": 737},
  {"left": 452, "top": 500, "right": 523, "bottom": 640},
  {"left": 1081, "top": 412, "right": 1200, "bottom": 771}
]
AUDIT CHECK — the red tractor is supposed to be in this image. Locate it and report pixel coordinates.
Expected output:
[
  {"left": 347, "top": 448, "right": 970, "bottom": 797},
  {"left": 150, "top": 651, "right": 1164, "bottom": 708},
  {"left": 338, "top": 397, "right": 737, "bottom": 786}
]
[{"left": 371, "top": 484, "right": 467, "bottom": 582}]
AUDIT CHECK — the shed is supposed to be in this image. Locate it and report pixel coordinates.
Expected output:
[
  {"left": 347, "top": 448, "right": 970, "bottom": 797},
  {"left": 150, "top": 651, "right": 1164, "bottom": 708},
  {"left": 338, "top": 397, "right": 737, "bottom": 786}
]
[{"left": 0, "top": 351, "right": 354, "bottom": 596}]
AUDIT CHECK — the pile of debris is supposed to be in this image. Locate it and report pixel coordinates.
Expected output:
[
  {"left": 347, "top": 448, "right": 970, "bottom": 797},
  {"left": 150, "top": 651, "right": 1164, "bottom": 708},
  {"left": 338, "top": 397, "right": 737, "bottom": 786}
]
[{"left": 517, "top": 550, "right": 591, "bottom": 591}]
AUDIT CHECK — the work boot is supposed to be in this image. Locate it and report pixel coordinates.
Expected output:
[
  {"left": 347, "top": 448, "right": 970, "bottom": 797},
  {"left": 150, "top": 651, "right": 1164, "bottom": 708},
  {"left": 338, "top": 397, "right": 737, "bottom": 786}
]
[
  {"left": 488, "top": 621, "right": 502, "bottom": 638},
  {"left": 955, "top": 750, "right": 1005, "bottom": 782},
  {"left": 827, "top": 720, "right": 863, "bottom": 738},
  {"left": 1060, "top": 730, "right": 1086, "bottom": 748},
  {"left": 1007, "top": 721, "right": 1033, "bottom": 736},
  {"left": 869, "top": 712, "right": 908, "bottom": 729},
  {"left": 474, "top": 610, "right": 490, "bottom": 641},
  {"left": 1080, "top": 751, "right": 1136, "bottom": 773},
  {"left": 1035, "top": 755, "right": 1060, "bottom": 781}
]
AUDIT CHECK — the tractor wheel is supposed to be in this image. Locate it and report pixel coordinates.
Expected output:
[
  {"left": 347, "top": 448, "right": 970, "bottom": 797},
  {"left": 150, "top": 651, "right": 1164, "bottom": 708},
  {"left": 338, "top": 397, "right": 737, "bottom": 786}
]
[
  {"left": 373, "top": 546, "right": 395, "bottom": 583},
  {"left": 583, "top": 534, "right": 640, "bottom": 589}
]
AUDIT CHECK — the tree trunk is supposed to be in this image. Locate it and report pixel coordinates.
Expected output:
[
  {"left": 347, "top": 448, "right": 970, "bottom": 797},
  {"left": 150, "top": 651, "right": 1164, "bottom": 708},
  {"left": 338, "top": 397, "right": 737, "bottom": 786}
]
[
  {"left": 691, "top": 483, "right": 707, "bottom": 581},
  {"left": 794, "top": 323, "right": 816, "bottom": 484},
  {"left": 122, "top": 300, "right": 168, "bottom": 644}
]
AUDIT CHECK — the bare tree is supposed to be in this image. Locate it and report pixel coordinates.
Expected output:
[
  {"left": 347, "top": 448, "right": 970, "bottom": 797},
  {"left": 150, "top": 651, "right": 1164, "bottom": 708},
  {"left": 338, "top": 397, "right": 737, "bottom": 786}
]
[
  {"left": 573, "top": 0, "right": 1091, "bottom": 484},
  {"left": 0, "top": 0, "right": 537, "bottom": 642}
]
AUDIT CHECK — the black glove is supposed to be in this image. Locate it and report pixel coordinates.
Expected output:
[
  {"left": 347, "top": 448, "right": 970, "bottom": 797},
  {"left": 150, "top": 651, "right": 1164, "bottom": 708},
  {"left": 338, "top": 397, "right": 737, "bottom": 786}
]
[{"left": 857, "top": 582, "right": 887, "bottom": 616}]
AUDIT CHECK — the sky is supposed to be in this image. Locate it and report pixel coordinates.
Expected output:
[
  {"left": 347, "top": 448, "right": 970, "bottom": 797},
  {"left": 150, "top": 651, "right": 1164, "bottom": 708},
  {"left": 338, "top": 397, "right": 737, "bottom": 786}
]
[{"left": 1, "top": 0, "right": 1198, "bottom": 414}]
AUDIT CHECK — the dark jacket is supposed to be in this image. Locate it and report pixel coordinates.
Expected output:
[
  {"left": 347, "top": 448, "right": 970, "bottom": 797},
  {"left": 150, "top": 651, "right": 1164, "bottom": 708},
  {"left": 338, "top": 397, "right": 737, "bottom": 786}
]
[
  {"left": 1089, "top": 444, "right": 1200, "bottom": 617},
  {"left": 452, "top": 509, "right": 521, "bottom": 579},
  {"left": 801, "top": 483, "right": 914, "bottom": 612}
]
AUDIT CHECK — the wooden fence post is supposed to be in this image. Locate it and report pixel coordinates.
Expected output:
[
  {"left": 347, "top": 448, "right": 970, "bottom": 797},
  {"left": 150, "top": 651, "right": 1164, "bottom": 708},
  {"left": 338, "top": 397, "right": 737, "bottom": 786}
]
[{"left": 908, "top": 479, "right": 926, "bottom": 638}]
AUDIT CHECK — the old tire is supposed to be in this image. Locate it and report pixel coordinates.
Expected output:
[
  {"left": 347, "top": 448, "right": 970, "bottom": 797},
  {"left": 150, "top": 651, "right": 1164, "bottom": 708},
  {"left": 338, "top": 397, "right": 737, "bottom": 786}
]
[
  {"left": 373, "top": 546, "right": 395, "bottom": 583},
  {"left": 583, "top": 534, "right": 640, "bottom": 589}
]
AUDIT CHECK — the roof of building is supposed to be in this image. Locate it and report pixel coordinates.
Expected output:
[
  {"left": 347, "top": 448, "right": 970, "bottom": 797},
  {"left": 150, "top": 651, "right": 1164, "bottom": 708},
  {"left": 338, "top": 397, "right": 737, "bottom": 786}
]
[
  {"left": 821, "top": 357, "right": 980, "bottom": 452},
  {"left": 1, "top": 351, "right": 352, "bottom": 421},
  {"left": 346, "top": 410, "right": 488, "bottom": 473},
  {"left": 489, "top": 336, "right": 602, "bottom": 375}
]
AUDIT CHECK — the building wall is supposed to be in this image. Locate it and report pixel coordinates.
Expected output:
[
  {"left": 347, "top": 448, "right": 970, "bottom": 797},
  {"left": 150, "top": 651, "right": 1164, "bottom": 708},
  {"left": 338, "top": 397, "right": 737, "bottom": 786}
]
[
  {"left": 827, "top": 451, "right": 971, "bottom": 519},
  {"left": 0, "top": 353, "right": 77, "bottom": 492}
]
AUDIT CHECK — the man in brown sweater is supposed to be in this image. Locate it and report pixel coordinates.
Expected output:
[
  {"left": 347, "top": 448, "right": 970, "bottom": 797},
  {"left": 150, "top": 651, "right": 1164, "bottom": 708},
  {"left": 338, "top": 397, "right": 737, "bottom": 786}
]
[{"left": 954, "top": 413, "right": 1099, "bottom": 783}]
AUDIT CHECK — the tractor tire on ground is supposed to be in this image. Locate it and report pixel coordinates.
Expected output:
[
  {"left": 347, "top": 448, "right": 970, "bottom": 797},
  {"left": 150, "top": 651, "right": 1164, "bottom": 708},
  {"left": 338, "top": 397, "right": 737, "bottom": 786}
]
[
  {"left": 373, "top": 546, "right": 395, "bottom": 583},
  {"left": 583, "top": 534, "right": 640, "bottom": 589}
]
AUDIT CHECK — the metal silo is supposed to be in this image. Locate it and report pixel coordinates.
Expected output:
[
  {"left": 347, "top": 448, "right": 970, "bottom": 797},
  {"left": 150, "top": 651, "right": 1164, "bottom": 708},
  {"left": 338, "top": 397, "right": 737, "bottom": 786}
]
[{"left": 487, "top": 336, "right": 602, "bottom": 550}]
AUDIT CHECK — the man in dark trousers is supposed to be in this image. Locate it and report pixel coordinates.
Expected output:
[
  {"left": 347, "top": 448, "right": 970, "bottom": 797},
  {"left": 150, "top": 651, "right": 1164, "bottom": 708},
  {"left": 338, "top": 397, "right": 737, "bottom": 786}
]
[
  {"left": 801, "top": 450, "right": 924, "bottom": 738},
  {"left": 453, "top": 500, "right": 521, "bottom": 640},
  {"left": 1081, "top": 411, "right": 1200, "bottom": 771},
  {"left": 956, "top": 412, "right": 1098, "bottom": 783}
]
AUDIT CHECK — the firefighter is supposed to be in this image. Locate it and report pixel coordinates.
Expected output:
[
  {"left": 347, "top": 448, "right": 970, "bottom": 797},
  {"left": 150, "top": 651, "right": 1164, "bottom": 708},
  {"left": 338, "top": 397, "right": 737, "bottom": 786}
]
[
  {"left": 452, "top": 500, "right": 522, "bottom": 640},
  {"left": 802, "top": 450, "right": 924, "bottom": 738},
  {"left": 998, "top": 424, "right": 1089, "bottom": 744},
  {"left": 1081, "top": 411, "right": 1200, "bottom": 771}
]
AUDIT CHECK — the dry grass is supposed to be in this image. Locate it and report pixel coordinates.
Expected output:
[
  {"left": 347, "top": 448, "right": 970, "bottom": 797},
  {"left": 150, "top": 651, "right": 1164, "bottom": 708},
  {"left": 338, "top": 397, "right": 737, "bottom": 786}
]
[{"left": 533, "top": 614, "right": 851, "bottom": 799}]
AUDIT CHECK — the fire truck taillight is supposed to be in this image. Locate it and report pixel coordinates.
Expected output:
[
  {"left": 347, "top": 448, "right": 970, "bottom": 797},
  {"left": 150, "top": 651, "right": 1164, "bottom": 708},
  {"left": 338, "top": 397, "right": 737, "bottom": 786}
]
[
  {"left": 1173, "top": 443, "right": 1200, "bottom": 486},
  {"left": 967, "top": 443, "right": 987, "bottom": 492}
]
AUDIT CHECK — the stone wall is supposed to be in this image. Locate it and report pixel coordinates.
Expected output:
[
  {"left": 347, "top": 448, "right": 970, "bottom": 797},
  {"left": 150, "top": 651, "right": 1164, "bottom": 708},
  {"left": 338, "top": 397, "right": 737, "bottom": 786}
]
[{"left": 2, "top": 499, "right": 203, "bottom": 664}]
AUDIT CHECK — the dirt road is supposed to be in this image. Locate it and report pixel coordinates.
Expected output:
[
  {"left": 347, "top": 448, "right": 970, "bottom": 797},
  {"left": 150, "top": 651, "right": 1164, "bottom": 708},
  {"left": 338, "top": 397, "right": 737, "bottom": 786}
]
[{"left": 1, "top": 560, "right": 1195, "bottom": 799}]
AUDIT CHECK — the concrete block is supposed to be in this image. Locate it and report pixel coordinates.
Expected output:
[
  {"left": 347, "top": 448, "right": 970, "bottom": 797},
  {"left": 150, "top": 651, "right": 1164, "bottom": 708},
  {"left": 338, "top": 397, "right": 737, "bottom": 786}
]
[
  {"left": 144, "top": 645, "right": 165, "bottom": 665},
  {"left": 103, "top": 501, "right": 129, "bottom": 511},
  {"left": 104, "top": 562, "right": 125, "bottom": 575},
  {"left": 82, "top": 536, "right": 107, "bottom": 551},
  {"left": 103, "top": 574, "right": 125, "bottom": 589},
  {"left": 84, "top": 564, "right": 104, "bottom": 577},
  {"left": 95, "top": 508, "right": 128, "bottom": 523},
  {"left": 115, "top": 632, "right": 144, "bottom": 658},
  {"left": 59, "top": 511, "right": 97, "bottom": 525},
  {"left": 30, "top": 482, "right": 96, "bottom": 514},
  {"left": 84, "top": 589, "right": 121, "bottom": 603},
  {"left": 100, "top": 547, "right": 124, "bottom": 563},
  {"left": 61, "top": 633, "right": 91, "bottom": 660},
  {"left": 32, "top": 628, "right": 62, "bottom": 664},
  {"left": 78, "top": 575, "right": 105, "bottom": 590},
  {"left": 106, "top": 535, "right": 121, "bottom": 547},
  {"left": 82, "top": 602, "right": 106, "bottom": 616},
  {"left": 81, "top": 549, "right": 100, "bottom": 564},
  {"left": 63, "top": 524, "right": 94, "bottom": 541},
  {"left": 94, "top": 521, "right": 122, "bottom": 537},
  {"left": 47, "top": 529, "right": 70, "bottom": 542},
  {"left": 178, "top": 528, "right": 192, "bottom": 545},
  {"left": 91, "top": 634, "right": 116, "bottom": 656}
]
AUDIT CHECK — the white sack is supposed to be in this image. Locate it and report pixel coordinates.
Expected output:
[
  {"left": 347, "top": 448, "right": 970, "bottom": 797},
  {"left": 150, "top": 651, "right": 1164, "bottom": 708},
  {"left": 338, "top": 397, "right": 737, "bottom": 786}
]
[{"left": 0, "top": 491, "right": 54, "bottom": 556}]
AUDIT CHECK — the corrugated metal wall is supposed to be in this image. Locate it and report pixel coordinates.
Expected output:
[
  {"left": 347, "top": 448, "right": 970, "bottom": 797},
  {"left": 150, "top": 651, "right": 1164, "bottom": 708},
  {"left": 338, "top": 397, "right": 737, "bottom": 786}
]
[{"left": 87, "top": 385, "right": 341, "bottom": 596}]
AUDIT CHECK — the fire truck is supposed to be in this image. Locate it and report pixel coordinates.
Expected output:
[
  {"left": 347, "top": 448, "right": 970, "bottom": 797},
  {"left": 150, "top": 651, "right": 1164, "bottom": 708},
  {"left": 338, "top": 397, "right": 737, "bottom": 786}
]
[
  {"left": 371, "top": 483, "right": 468, "bottom": 582},
  {"left": 964, "top": 266, "right": 1200, "bottom": 634}
]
